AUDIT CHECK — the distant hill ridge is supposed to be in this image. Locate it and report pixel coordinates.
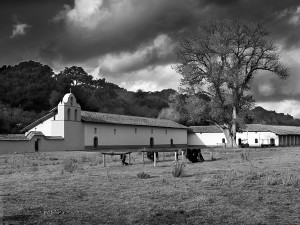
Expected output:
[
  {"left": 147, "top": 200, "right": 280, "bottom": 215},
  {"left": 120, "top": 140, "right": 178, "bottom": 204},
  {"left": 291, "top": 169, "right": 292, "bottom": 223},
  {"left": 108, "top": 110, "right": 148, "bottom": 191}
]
[{"left": 251, "top": 106, "right": 300, "bottom": 126}]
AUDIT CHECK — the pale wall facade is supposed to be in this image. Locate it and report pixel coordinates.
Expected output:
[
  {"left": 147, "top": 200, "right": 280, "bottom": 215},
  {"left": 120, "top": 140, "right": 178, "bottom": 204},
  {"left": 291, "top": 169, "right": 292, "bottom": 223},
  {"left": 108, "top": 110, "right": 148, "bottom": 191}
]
[
  {"left": 84, "top": 123, "right": 187, "bottom": 149},
  {"left": 236, "top": 131, "right": 278, "bottom": 147},
  {"left": 188, "top": 131, "right": 279, "bottom": 147},
  {"left": 188, "top": 133, "right": 227, "bottom": 147},
  {"left": 0, "top": 136, "right": 65, "bottom": 154}
]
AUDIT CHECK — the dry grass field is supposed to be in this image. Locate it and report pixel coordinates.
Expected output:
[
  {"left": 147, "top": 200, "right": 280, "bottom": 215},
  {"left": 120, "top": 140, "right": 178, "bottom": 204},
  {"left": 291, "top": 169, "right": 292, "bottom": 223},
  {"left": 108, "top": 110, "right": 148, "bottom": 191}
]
[{"left": 1, "top": 147, "right": 300, "bottom": 224}]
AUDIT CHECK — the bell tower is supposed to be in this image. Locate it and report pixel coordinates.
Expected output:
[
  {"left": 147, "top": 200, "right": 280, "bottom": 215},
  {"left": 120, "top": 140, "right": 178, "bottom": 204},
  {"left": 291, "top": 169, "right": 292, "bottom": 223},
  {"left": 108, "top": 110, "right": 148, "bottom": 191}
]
[{"left": 51, "top": 93, "right": 84, "bottom": 150}]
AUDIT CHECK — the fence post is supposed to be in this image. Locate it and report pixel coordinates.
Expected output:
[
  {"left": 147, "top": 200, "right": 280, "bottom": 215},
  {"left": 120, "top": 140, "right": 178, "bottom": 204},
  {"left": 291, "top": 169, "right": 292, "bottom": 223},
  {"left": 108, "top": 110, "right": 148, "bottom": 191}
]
[
  {"left": 129, "top": 153, "right": 131, "bottom": 164},
  {"left": 103, "top": 154, "right": 106, "bottom": 167},
  {"left": 0, "top": 189, "right": 3, "bottom": 225}
]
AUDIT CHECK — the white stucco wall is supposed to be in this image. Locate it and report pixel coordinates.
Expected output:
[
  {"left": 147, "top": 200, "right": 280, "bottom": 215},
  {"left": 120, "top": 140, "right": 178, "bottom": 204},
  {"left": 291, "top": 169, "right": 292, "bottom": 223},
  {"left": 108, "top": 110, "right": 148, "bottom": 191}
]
[
  {"left": 84, "top": 123, "right": 187, "bottom": 148},
  {"left": 188, "top": 131, "right": 279, "bottom": 147},
  {"left": 236, "top": 131, "right": 278, "bottom": 146},
  {"left": 28, "top": 117, "right": 53, "bottom": 136},
  {"left": 26, "top": 93, "right": 85, "bottom": 152},
  {"left": 64, "top": 121, "right": 84, "bottom": 150},
  {"left": 188, "top": 133, "right": 226, "bottom": 147}
]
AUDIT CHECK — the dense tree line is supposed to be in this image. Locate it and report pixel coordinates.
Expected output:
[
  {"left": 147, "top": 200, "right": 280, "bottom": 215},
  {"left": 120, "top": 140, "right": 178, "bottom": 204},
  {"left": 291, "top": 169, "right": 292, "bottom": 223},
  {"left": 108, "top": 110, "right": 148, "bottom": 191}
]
[
  {"left": 0, "top": 61, "right": 175, "bottom": 133},
  {"left": 0, "top": 61, "right": 297, "bottom": 134}
]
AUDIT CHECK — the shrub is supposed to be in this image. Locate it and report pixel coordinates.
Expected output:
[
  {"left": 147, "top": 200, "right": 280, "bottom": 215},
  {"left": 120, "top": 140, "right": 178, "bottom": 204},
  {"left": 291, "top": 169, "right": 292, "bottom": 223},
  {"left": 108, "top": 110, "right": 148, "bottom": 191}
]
[
  {"left": 137, "top": 172, "right": 150, "bottom": 179},
  {"left": 89, "top": 157, "right": 102, "bottom": 166},
  {"left": 172, "top": 162, "right": 185, "bottom": 178},
  {"left": 265, "top": 173, "right": 300, "bottom": 187},
  {"left": 282, "top": 174, "right": 300, "bottom": 187},
  {"left": 240, "top": 151, "right": 250, "bottom": 161},
  {"left": 49, "top": 157, "right": 59, "bottom": 161},
  {"left": 62, "top": 157, "right": 78, "bottom": 173},
  {"left": 210, "top": 152, "right": 216, "bottom": 161},
  {"left": 30, "top": 163, "right": 39, "bottom": 172}
]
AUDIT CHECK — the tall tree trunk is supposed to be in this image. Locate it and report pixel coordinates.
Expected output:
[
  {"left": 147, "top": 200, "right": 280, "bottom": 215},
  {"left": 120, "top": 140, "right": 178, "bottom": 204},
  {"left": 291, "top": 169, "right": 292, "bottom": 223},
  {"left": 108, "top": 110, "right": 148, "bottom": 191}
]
[
  {"left": 232, "top": 106, "right": 237, "bottom": 147},
  {"left": 223, "top": 125, "right": 238, "bottom": 148},
  {"left": 223, "top": 128, "right": 233, "bottom": 147}
]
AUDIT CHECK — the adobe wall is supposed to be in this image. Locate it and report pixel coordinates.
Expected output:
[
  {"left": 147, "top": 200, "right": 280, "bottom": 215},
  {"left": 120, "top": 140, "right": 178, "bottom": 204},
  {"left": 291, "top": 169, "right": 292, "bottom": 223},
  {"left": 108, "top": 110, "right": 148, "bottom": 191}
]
[
  {"left": 84, "top": 123, "right": 187, "bottom": 149},
  {"left": 0, "top": 137, "right": 65, "bottom": 154},
  {"left": 236, "top": 131, "right": 278, "bottom": 147},
  {"left": 188, "top": 131, "right": 280, "bottom": 147},
  {"left": 188, "top": 132, "right": 226, "bottom": 147}
]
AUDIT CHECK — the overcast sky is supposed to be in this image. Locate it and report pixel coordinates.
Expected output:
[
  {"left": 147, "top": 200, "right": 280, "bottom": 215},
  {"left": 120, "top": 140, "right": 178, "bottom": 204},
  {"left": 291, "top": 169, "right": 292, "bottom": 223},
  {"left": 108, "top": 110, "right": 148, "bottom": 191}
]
[{"left": 2, "top": 0, "right": 300, "bottom": 117}]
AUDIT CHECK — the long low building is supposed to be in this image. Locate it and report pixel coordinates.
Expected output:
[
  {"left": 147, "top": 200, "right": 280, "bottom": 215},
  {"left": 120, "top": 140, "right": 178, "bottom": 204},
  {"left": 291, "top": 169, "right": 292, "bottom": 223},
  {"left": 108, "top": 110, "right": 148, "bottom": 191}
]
[
  {"left": 188, "top": 124, "right": 300, "bottom": 147},
  {"left": 0, "top": 93, "right": 188, "bottom": 154},
  {"left": 1, "top": 92, "right": 300, "bottom": 154}
]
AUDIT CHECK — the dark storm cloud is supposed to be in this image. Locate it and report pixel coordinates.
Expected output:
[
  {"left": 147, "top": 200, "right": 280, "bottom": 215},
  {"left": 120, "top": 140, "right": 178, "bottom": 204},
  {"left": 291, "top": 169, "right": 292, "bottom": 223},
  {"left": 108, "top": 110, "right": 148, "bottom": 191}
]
[
  {"left": 0, "top": 0, "right": 69, "bottom": 66},
  {"left": 1, "top": 0, "right": 299, "bottom": 69},
  {"left": 39, "top": 0, "right": 300, "bottom": 69},
  {"left": 40, "top": 0, "right": 201, "bottom": 65},
  {"left": 201, "top": 0, "right": 241, "bottom": 6},
  {"left": 1, "top": 0, "right": 300, "bottom": 101},
  {"left": 252, "top": 62, "right": 300, "bottom": 103}
]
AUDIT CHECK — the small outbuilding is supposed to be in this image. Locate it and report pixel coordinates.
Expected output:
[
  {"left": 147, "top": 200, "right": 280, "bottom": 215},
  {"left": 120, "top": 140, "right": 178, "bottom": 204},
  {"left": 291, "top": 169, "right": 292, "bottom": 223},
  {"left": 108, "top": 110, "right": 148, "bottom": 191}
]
[{"left": 188, "top": 124, "right": 300, "bottom": 147}]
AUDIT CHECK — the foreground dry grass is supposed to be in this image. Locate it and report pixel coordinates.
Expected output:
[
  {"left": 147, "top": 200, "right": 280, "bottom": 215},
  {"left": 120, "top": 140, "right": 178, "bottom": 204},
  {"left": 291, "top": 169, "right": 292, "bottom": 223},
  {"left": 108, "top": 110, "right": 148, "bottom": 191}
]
[{"left": 1, "top": 147, "right": 300, "bottom": 224}]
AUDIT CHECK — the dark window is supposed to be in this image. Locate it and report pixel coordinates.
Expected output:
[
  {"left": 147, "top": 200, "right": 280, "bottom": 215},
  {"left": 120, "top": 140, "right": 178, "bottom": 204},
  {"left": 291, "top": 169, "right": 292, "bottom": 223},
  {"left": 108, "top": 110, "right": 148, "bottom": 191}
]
[
  {"left": 74, "top": 109, "right": 77, "bottom": 121},
  {"left": 270, "top": 138, "right": 275, "bottom": 146},
  {"left": 150, "top": 137, "right": 154, "bottom": 148},
  {"left": 170, "top": 139, "right": 173, "bottom": 147},
  {"left": 70, "top": 97, "right": 73, "bottom": 105},
  {"left": 94, "top": 128, "right": 97, "bottom": 134},
  {"left": 93, "top": 137, "right": 98, "bottom": 148},
  {"left": 67, "top": 108, "right": 71, "bottom": 120},
  {"left": 35, "top": 138, "right": 40, "bottom": 152},
  {"left": 238, "top": 138, "right": 242, "bottom": 145},
  {"left": 255, "top": 139, "right": 258, "bottom": 143},
  {"left": 114, "top": 129, "right": 116, "bottom": 135},
  {"left": 222, "top": 138, "right": 225, "bottom": 143}
]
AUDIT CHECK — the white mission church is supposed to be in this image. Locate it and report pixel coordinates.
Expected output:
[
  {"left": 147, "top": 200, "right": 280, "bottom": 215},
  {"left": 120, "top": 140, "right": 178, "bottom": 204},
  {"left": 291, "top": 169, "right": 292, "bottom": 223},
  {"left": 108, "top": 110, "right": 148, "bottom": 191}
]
[{"left": 0, "top": 93, "right": 300, "bottom": 154}]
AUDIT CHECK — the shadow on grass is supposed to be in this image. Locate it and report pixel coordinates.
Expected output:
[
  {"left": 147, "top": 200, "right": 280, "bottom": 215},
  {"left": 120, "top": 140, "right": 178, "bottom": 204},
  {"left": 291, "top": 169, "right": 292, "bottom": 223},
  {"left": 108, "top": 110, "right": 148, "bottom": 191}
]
[
  {"left": 3, "top": 214, "right": 39, "bottom": 223},
  {"left": 137, "top": 209, "right": 190, "bottom": 224},
  {"left": 203, "top": 158, "right": 223, "bottom": 163},
  {"left": 182, "top": 174, "right": 194, "bottom": 178}
]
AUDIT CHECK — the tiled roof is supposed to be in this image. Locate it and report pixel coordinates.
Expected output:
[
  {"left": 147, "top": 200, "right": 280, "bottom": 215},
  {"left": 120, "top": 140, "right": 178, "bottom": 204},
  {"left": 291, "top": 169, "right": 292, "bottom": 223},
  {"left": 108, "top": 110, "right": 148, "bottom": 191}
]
[
  {"left": 263, "top": 125, "right": 300, "bottom": 135},
  {"left": 81, "top": 111, "right": 187, "bottom": 129},
  {"left": 244, "top": 124, "right": 270, "bottom": 132},
  {"left": 189, "top": 124, "right": 300, "bottom": 135},
  {"left": 26, "top": 131, "right": 45, "bottom": 140},
  {"left": 0, "top": 134, "right": 28, "bottom": 141},
  {"left": 45, "top": 136, "right": 64, "bottom": 140},
  {"left": 188, "top": 125, "right": 223, "bottom": 133},
  {"left": 0, "top": 132, "right": 63, "bottom": 141}
]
